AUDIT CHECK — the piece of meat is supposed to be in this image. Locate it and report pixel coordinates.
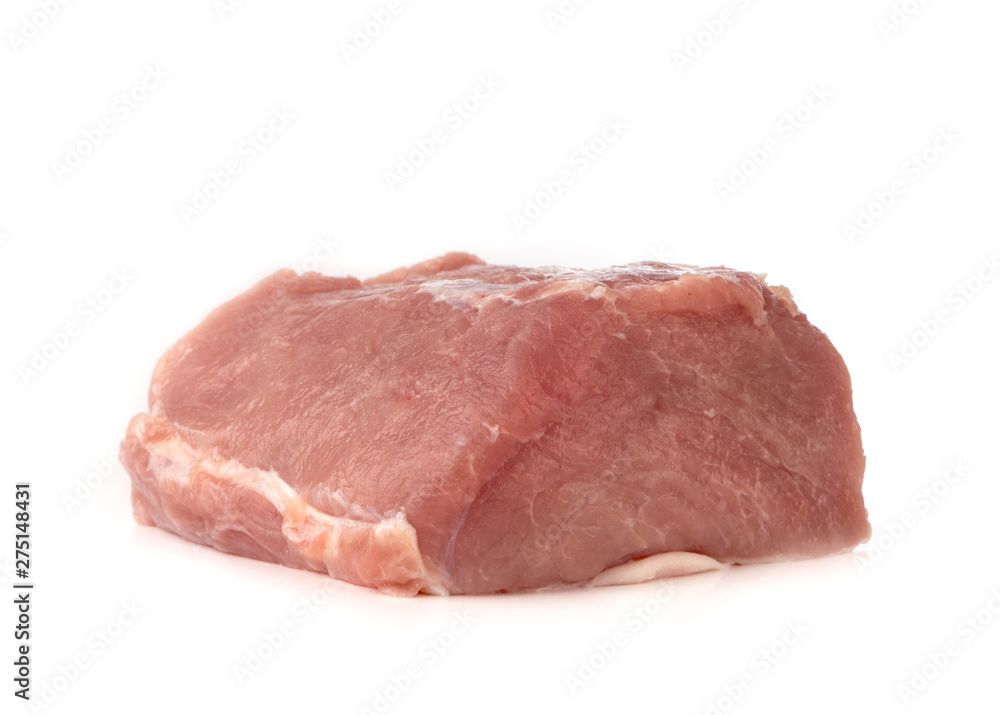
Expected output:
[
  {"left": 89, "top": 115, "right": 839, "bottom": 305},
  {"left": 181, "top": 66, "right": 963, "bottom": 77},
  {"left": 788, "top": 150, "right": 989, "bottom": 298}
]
[{"left": 120, "top": 253, "right": 870, "bottom": 596}]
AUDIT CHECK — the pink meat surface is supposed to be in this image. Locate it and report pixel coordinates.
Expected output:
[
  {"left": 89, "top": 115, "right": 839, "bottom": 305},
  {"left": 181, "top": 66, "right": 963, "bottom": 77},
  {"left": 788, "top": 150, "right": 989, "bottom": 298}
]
[{"left": 120, "top": 253, "right": 869, "bottom": 596}]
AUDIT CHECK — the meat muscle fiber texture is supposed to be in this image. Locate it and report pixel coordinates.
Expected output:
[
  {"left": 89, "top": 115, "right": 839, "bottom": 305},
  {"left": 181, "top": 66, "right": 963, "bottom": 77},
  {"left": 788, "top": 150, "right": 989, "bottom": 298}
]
[{"left": 120, "top": 253, "right": 870, "bottom": 596}]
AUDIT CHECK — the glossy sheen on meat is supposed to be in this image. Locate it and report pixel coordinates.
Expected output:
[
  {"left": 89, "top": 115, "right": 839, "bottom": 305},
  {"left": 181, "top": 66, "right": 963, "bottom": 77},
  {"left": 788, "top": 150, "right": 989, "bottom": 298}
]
[{"left": 120, "top": 253, "right": 869, "bottom": 595}]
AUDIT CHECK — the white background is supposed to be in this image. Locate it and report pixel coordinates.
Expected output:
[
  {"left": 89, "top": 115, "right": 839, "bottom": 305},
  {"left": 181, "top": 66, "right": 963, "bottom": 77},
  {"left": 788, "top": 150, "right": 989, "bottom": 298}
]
[{"left": 2, "top": 1, "right": 999, "bottom": 714}]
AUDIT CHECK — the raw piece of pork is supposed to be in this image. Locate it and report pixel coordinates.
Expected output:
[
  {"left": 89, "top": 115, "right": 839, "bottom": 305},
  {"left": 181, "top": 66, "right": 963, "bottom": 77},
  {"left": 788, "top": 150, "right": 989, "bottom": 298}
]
[{"left": 120, "top": 253, "right": 869, "bottom": 596}]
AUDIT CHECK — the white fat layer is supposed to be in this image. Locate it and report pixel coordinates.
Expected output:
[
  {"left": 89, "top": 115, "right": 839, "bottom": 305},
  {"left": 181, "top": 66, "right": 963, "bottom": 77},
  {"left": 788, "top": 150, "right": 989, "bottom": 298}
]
[
  {"left": 417, "top": 280, "right": 526, "bottom": 309},
  {"left": 414, "top": 263, "right": 763, "bottom": 315},
  {"left": 137, "top": 415, "right": 448, "bottom": 595},
  {"left": 587, "top": 551, "right": 727, "bottom": 588},
  {"left": 307, "top": 483, "right": 391, "bottom": 523}
]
